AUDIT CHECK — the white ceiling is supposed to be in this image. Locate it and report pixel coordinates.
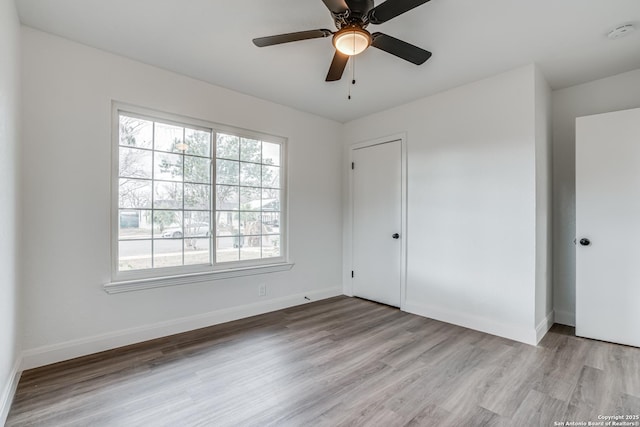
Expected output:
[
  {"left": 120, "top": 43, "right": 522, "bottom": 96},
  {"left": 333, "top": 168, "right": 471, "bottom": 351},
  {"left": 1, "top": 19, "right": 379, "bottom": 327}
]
[{"left": 16, "top": 0, "right": 640, "bottom": 122}]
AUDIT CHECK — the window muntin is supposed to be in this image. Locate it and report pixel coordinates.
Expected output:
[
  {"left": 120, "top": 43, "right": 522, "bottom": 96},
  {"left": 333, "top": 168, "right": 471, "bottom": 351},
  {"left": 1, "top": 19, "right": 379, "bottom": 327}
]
[{"left": 114, "top": 107, "right": 286, "bottom": 280}]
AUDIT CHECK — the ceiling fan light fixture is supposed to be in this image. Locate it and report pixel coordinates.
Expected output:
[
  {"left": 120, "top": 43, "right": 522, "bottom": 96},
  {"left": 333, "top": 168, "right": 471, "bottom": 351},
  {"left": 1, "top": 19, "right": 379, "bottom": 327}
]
[{"left": 333, "top": 27, "right": 371, "bottom": 56}]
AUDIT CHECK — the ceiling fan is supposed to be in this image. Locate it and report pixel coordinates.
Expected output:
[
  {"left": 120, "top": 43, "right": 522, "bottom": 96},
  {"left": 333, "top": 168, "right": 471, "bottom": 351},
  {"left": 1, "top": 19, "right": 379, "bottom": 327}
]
[{"left": 252, "top": 0, "right": 433, "bottom": 82}]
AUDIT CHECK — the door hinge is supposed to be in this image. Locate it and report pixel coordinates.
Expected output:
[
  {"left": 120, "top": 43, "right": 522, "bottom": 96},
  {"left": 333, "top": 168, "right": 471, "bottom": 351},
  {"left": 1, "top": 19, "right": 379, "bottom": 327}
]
[
  {"left": 351, "top": 270, "right": 354, "bottom": 278},
  {"left": 351, "top": 162, "right": 354, "bottom": 170}
]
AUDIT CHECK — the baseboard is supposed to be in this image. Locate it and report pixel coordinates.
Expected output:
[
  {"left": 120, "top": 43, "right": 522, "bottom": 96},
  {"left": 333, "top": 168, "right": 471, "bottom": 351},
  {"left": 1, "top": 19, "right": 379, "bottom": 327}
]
[
  {"left": 554, "top": 309, "right": 575, "bottom": 327},
  {"left": 21, "top": 287, "right": 342, "bottom": 370},
  {"left": 403, "top": 301, "right": 537, "bottom": 346},
  {"left": 1, "top": 357, "right": 22, "bottom": 425},
  {"left": 535, "top": 311, "right": 555, "bottom": 344}
]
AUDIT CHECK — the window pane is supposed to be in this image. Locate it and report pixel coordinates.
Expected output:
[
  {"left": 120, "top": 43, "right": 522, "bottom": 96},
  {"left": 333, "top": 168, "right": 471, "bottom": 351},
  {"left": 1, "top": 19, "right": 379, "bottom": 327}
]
[
  {"left": 262, "top": 189, "right": 280, "bottom": 211},
  {"left": 184, "top": 184, "right": 210, "bottom": 210},
  {"left": 119, "top": 240, "right": 152, "bottom": 271},
  {"left": 216, "top": 159, "right": 239, "bottom": 185},
  {"left": 185, "top": 210, "right": 210, "bottom": 225},
  {"left": 262, "top": 165, "right": 280, "bottom": 189},
  {"left": 216, "top": 237, "right": 239, "bottom": 262},
  {"left": 262, "top": 235, "right": 281, "bottom": 258},
  {"left": 120, "top": 116, "right": 153, "bottom": 149},
  {"left": 241, "top": 243, "right": 261, "bottom": 260},
  {"left": 240, "top": 138, "right": 261, "bottom": 163},
  {"left": 119, "top": 210, "right": 152, "bottom": 240},
  {"left": 240, "top": 163, "right": 261, "bottom": 187},
  {"left": 154, "top": 181, "right": 183, "bottom": 209},
  {"left": 153, "top": 211, "right": 182, "bottom": 239},
  {"left": 216, "top": 211, "right": 238, "bottom": 236},
  {"left": 262, "top": 142, "right": 280, "bottom": 166},
  {"left": 119, "top": 179, "right": 152, "bottom": 209},
  {"left": 184, "top": 156, "right": 210, "bottom": 184},
  {"left": 240, "top": 187, "right": 261, "bottom": 211},
  {"left": 119, "top": 147, "right": 152, "bottom": 178},
  {"left": 240, "top": 212, "right": 260, "bottom": 234},
  {"left": 184, "top": 238, "right": 210, "bottom": 266},
  {"left": 153, "top": 239, "right": 183, "bottom": 268},
  {"left": 155, "top": 122, "right": 183, "bottom": 152},
  {"left": 216, "top": 134, "right": 239, "bottom": 160},
  {"left": 185, "top": 129, "right": 211, "bottom": 157},
  {"left": 262, "top": 213, "right": 279, "bottom": 233},
  {"left": 184, "top": 211, "right": 211, "bottom": 237},
  {"left": 216, "top": 185, "right": 239, "bottom": 211},
  {"left": 155, "top": 152, "right": 183, "bottom": 182}
]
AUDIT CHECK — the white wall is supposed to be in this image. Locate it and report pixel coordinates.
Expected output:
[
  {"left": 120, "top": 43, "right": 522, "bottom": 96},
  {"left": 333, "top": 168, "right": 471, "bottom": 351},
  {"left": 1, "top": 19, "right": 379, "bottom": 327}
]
[
  {"left": 20, "top": 27, "right": 344, "bottom": 368},
  {"left": 552, "top": 68, "right": 640, "bottom": 326},
  {"left": 344, "top": 65, "right": 547, "bottom": 345},
  {"left": 0, "top": 0, "right": 21, "bottom": 422},
  {"left": 534, "top": 66, "right": 553, "bottom": 339}
]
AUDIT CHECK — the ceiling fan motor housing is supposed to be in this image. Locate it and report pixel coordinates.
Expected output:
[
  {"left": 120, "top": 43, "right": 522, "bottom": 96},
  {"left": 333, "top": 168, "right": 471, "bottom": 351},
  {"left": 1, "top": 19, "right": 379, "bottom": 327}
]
[{"left": 335, "top": 0, "right": 375, "bottom": 27}]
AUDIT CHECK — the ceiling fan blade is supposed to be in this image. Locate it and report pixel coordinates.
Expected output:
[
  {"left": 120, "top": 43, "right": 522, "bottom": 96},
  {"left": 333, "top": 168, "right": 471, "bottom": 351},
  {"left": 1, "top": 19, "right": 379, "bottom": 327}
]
[
  {"left": 253, "top": 29, "right": 333, "bottom": 47},
  {"left": 371, "top": 32, "right": 431, "bottom": 65},
  {"left": 368, "top": 0, "right": 431, "bottom": 24},
  {"left": 322, "top": 0, "right": 349, "bottom": 13},
  {"left": 326, "top": 50, "right": 349, "bottom": 81}
]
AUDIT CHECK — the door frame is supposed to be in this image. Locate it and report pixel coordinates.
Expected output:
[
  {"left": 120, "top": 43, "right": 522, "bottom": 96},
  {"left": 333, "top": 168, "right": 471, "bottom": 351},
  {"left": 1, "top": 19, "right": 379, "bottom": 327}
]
[{"left": 343, "top": 133, "right": 408, "bottom": 310}]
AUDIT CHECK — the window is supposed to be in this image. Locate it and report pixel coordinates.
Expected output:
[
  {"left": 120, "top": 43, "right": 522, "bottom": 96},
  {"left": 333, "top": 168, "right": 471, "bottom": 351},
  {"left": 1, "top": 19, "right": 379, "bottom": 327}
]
[{"left": 113, "top": 104, "right": 287, "bottom": 283}]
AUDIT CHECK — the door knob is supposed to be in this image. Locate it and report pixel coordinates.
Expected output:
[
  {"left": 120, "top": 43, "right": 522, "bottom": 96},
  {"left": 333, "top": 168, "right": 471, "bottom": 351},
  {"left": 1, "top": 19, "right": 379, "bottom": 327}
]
[
  {"left": 392, "top": 233, "right": 400, "bottom": 239},
  {"left": 579, "top": 238, "right": 591, "bottom": 246}
]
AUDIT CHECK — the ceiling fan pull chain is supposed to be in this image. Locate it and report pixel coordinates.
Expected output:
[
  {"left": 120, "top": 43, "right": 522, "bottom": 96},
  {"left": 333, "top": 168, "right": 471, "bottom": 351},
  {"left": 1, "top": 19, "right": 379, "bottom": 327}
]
[
  {"left": 347, "top": 54, "right": 353, "bottom": 99},
  {"left": 352, "top": 51, "right": 356, "bottom": 85},
  {"left": 348, "top": 32, "right": 356, "bottom": 99},
  {"left": 347, "top": 52, "right": 359, "bottom": 100}
]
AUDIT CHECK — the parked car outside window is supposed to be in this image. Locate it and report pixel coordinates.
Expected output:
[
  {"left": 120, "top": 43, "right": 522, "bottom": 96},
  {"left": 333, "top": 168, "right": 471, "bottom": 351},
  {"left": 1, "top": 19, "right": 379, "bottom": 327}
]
[{"left": 162, "top": 223, "right": 211, "bottom": 239}]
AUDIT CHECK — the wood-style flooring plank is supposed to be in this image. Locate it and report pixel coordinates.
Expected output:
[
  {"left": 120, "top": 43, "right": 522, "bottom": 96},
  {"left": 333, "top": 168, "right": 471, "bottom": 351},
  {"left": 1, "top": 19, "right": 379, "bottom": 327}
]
[{"left": 7, "top": 296, "right": 640, "bottom": 426}]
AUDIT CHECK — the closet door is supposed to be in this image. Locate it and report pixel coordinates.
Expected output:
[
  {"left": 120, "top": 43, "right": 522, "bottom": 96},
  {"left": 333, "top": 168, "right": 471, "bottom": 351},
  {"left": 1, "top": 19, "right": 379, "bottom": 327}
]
[
  {"left": 576, "top": 107, "right": 640, "bottom": 347},
  {"left": 352, "top": 140, "right": 402, "bottom": 307}
]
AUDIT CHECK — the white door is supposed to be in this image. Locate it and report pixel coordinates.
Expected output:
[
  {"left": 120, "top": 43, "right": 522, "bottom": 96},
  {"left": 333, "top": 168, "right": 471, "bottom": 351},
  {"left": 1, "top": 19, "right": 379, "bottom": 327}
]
[
  {"left": 352, "top": 140, "right": 402, "bottom": 307},
  {"left": 576, "top": 107, "right": 640, "bottom": 347}
]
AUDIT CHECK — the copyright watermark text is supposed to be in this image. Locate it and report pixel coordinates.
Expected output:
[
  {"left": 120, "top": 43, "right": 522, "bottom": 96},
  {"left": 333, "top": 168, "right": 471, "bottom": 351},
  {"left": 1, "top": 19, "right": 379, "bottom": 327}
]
[{"left": 553, "top": 415, "right": 640, "bottom": 427}]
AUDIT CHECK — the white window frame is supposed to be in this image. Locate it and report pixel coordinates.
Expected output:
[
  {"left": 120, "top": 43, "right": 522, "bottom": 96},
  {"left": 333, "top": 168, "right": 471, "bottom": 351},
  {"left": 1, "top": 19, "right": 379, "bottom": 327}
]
[{"left": 107, "top": 102, "right": 291, "bottom": 293}]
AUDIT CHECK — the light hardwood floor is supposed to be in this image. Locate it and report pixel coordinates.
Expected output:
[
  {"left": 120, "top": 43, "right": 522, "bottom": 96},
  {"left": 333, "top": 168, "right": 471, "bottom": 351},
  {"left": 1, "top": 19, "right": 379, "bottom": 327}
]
[{"left": 7, "top": 296, "right": 640, "bottom": 426}]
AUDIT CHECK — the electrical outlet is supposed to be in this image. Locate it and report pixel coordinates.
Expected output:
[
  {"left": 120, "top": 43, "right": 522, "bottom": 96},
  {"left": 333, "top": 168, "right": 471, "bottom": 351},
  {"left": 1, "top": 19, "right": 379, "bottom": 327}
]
[{"left": 258, "top": 283, "right": 266, "bottom": 297}]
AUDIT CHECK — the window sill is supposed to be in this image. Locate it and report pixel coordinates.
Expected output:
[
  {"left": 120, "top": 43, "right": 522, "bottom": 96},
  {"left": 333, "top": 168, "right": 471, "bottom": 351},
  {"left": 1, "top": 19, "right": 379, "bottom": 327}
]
[{"left": 104, "top": 262, "right": 294, "bottom": 294}]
